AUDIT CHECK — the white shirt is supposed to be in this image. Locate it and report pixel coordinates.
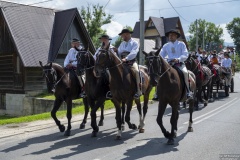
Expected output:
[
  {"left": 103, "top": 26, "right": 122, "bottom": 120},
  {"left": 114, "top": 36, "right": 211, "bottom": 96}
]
[
  {"left": 94, "top": 44, "right": 115, "bottom": 60},
  {"left": 218, "top": 54, "right": 224, "bottom": 64},
  {"left": 160, "top": 40, "right": 189, "bottom": 62},
  {"left": 118, "top": 38, "right": 139, "bottom": 61},
  {"left": 197, "top": 54, "right": 208, "bottom": 61},
  {"left": 221, "top": 58, "right": 232, "bottom": 68},
  {"left": 64, "top": 46, "right": 82, "bottom": 67}
]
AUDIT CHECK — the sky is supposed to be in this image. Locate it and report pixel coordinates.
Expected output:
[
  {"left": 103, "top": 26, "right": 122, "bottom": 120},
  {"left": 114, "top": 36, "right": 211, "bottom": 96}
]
[{"left": 3, "top": 0, "right": 240, "bottom": 43}]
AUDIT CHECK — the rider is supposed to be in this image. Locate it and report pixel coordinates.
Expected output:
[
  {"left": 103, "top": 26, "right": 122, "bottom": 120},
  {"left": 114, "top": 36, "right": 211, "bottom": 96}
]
[
  {"left": 209, "top": 50, "right": 219, "bottom": 65},
  {"left": 64, "top": 38, "right": 85, "bottom": 98},
  {"left": 114, "top": 28, "right": 141, "bottom": 99},
  {"left": 94, "top": 34, "right": 116, "bottom": 99},
  {"left": 197, "top": 50, "right": 207, "bottom": 62},
  {"left": 159, "top": 29, "right": 193, "bottom": 99},
  {"left": 221, "top": 52, "right": 232, "bottom": 86}
]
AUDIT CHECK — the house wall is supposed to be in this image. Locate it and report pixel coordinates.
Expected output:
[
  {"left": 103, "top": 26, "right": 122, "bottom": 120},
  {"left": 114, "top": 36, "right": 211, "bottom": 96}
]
[
  {"left": 24, "top": 67, "right": 46, "bottom": 91},
  {"left": 145, "top": 28, "right": 159, "bottom": 37}
]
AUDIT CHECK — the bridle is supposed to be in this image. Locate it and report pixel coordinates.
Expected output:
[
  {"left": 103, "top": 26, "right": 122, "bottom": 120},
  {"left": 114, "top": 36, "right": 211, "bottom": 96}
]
[
  {"left": 77, "top": 50, "right": 95, "bottom": 71},
  {"left": 146, "top": 55, "right": 171, "bottom": 79},
  {"left": 42, "top": 67, "right": 66, "bottom": 89}
]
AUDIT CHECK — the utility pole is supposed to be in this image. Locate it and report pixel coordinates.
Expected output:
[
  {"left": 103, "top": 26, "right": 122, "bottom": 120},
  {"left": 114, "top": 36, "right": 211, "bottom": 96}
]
[
  {"left": 139, "top": 0, "right": 144, "bottom": 65},
  {"left": 195, "top": 19, "right": 198, "bottom": 52}
]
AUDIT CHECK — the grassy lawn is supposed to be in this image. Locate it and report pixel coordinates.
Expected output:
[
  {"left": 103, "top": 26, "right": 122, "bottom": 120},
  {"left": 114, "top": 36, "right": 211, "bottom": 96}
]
[{"left": 0, "top": 88, "right": 156, "bottom": 125}]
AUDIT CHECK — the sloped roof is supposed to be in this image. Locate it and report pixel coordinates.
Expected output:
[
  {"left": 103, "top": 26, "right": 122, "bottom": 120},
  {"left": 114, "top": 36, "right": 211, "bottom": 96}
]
[
  {"left": 1, "top": 1, "right": 54, "bottom": 67},
  {"left": 148, "top": 16, "right": 165, "bottom": 37},
  {"left": 48, "top": 8, "right": 95, "bottom": 62},
  {"left": 132, "top": 21, "right": 147, "bottom": 38}
]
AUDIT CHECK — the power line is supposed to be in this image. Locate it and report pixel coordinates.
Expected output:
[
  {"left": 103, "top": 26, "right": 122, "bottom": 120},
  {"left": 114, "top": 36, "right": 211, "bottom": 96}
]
[
  {"left": 113, "top": 0, "right": 240, "bottom": 13},
  {"left": 168, "top": 0, "right": 190, "bottom": 22},
  {"left": 104, "top": 0, "right": 111, "bottom": 9}
]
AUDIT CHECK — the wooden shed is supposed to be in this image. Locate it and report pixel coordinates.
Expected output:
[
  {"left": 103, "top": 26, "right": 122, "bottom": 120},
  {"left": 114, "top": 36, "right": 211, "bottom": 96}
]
[{"left": 0, "top": 1, "right": 95, "bottom": 109}]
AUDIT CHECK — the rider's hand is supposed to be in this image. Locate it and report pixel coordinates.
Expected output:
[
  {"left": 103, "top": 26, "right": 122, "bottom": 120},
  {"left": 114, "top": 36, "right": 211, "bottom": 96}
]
[
  {"left": 122, "top": 58, "right": 127, "bottom": 62},
  {"left": 173, "top": 59, "right": 179, "bottom": 63},
  {"left": 66, "top": 63, "right": 72, "bottom": 68},
  {"left": 113, "top": 47, "right": 118, "bottom": 52}
]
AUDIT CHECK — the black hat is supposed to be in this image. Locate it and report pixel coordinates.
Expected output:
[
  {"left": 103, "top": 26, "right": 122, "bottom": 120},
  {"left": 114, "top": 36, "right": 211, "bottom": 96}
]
[
  {"left": 224, "top": 52, "right": 230, "bottom": 57},
  {"left": 118, "top": 29, "right": 133, "bottom": 35},
  {"left": 98, "top": 34, "right": 112, "bottom": 40},
  {"left": 71, "top": 38, "right": 80, "bottom": 43},
  {"left": 165, "top": 29, "right": 181, "bottom": 38}
]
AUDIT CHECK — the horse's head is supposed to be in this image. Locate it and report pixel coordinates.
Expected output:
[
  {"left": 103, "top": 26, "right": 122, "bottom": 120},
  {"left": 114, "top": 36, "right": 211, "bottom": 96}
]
[
  {"left": 76, "top": 47, "right": 93, "bottom": 75},
  {"left": 184, "top": 55, "right": 199, "bottom": 74},
  {"left": 143, "top": 48, "right": 161, "bottom": 86},
  {"left": 94, "top": 44, "right": 112, "bottom": 77},
  {"left": 39, "top": 61, "right": 57, "bottom": 93},
  {"left": 200, "top": 56, "right": 210, "bottom": 66}
]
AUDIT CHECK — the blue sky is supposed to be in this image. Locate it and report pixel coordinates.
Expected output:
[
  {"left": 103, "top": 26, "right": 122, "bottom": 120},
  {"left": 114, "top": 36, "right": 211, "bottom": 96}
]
[{"left": 5, "top": 0, "right": 240, "bottom": 43}]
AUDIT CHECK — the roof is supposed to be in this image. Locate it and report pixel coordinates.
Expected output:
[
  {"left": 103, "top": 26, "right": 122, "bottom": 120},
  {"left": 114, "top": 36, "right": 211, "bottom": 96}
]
[
  {"left": 132, "top": 21, "right": 147, "bottom": 38},
  {"left": 48, "top": 8, "right": 95, "bottom": 62},
  {"left": 1, "top": 1, "right": 55, "bottom": 67},
  {"left": 148, "top": 16, "right": 165, "bottom": 37},
  {"left": 132, "top": 38, "right": 157, "bottom": 53}
]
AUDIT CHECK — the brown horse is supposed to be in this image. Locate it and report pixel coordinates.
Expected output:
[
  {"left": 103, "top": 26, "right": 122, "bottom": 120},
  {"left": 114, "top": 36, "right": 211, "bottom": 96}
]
[
  {"left": 76, "top": 48, "right": 111, "bottom": 137},
  {"left": 39, "top": 61, "right": 88, "bottom": 136},
  {"left": 143, "top": 49, "right": 196, "bottom": 145},
  {"left": 185, "top": 55, "right": 212, "bottom": 109},
  {"left": 94, "top": 46, "right": 152, "bottom": 140}
]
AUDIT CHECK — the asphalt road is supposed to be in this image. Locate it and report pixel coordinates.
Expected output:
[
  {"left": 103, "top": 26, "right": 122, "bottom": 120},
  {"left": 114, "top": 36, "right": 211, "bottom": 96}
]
[{"left": 0, "top": 73, "right": 240, "bottom": 160}]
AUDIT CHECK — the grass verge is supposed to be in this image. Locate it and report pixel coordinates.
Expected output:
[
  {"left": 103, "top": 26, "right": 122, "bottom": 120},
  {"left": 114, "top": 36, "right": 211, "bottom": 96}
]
[{"left": 0, "top": 88, "right": 156, "bottom": 125}]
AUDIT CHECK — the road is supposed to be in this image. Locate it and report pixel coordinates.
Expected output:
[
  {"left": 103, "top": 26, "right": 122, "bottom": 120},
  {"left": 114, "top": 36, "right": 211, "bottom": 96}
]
[{"left": 0, "top": 73, "right": 240, "bottom": 160}]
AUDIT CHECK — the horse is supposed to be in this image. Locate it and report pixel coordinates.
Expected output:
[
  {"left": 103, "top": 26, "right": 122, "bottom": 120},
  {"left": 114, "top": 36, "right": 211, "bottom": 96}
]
[
  {"left": 200, "top": 56, "right": 221, "bottom": 100},
  {"left": 94, "top": 46, "right": 152, "bottom": 140},
  {"left": 185, "top": 55, "right": 212, "bottom": 109},
  {"left": 143, "top": 49, "right": 196, "bottom": 145},
  {"left": 76, "top": 48, "right": 111, "bottom": 137},
  {"left": 39, "top": 61, "right": 88, "bottom": 136}
]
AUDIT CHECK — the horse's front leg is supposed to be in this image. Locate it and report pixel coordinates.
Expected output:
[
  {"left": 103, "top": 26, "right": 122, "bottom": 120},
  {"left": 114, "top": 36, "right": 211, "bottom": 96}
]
[
  {"left": 98, "top": 103, "right": 104, "bottom": 126},
  {"left": 64, "top": 98, "right": 72, "bottom": 136},
  {"left": 168, "top": 102, "right": 179, "bottom": 145},
  {"left": 112, "top": 99, "right": 122, "bottom": 140},
  {"left": 125, "top": 99, "right": 137, "bottom": 130},
  {"left": 80, "top": 97, "right": 89, "bottom": 129},
  {"left": 121, "top": 102, "right": 126, "bottom": 131},
  {"left": 135, "top": 98, "right": 143, "bottom": 132},
  {"left": 51, "top": 98, "right": 64, "bottom": 133}
]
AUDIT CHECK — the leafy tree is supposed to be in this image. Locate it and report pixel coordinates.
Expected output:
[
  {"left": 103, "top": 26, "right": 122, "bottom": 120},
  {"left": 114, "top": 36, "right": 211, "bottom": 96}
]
[
  {"left": 80, "top": 4, "right": 113, "bottom": 47},
  {"left": 188, "top": 19, "right": 224, "bottom": 52},
  {"left": 226, "top": 17, "right": 240, "bottom": 52},
  {"left": 113, "top": 26, "right": 133, "bottom": 48}
]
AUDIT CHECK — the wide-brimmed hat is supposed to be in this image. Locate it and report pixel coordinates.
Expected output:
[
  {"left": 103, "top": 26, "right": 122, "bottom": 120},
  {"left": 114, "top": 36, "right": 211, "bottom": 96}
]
[
  {"left": 98, "top": 34, "right": 112, "bottom": 40},
  {"left": 118, "top": 29, "right": 133, "bottom": 35},
  {"left": 71, "top": 38, "right": 80, "bottom": 43},
  {"left": 165, "top": 29, "right": 181, "bottom": 38}
]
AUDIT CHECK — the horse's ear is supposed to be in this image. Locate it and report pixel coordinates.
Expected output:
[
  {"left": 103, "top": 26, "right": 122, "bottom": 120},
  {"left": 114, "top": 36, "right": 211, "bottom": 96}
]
[
  {"left": 49, "top": 62, "right": 52, "bottom": 68},
  {"left": 142, "top": 50, "right": 148, "bottom": 56},
  {"left": 39, "top": 61, "right": 43, "bottom": 68},
  {"left": 106, "top": 42, "right": 110, "bottom": 50},
  {"left": 155, "top": 48, "right": 161, "bottom": 56}
]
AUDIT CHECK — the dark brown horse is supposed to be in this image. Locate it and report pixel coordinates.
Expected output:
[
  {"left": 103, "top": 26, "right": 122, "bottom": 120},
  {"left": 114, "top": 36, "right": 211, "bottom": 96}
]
[
  {"left": 39, "top": 61, "right": 88, "bottom": 136},
  {"left": 185, "top": 55, "right": 212, "bottom": 109},
  {"left": 76, "top": 49, "right": 110, "bottom": 137},
  {"left": 200, "top": 56, "right": 221, "bottom": 100},
  {"left": 143, "top": 49, "right": 196, "bottom": 145},
  {"left": 94, "top": 47, "right": 152, "bottom": 140}
]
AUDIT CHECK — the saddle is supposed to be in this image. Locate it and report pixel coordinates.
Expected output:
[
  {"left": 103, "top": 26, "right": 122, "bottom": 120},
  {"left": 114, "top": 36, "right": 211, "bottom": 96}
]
[
  {"left": 172, "top": 64, "right": 186, "bottom": 101},
  {"left": 121, "top": 51, "right": 136, "bottom": 66}
]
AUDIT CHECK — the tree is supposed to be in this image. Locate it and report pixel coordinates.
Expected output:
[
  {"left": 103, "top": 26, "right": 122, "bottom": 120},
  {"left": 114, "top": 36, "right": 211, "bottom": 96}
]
[
  {"left": 188, "top": 19, "right": 224, "bottom": 52},
  {"left": 112, "top": 26, "right": 133, "bottom": 48},
  {"left": 80, "top": 4, "right": 113, "bottom": 47},
  {"left": 226, "top": 17, "right": 240, "bottom": 52}
]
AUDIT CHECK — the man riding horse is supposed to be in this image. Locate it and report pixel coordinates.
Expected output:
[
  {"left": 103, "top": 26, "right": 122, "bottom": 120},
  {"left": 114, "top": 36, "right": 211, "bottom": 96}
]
[
  {"left": 113, "top": 29, "right": 141, "bottom": 99},
  {"left": 64, "top": 38, "right": 85, "bottom": 98},
  {"left": 159, "top": 29, "right": 194, "bottom": 100}
]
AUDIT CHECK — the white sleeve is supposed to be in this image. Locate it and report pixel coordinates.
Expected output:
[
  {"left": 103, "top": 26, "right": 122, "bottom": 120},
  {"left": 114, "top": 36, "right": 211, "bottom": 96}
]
[
  {"left": 125, "top": 41, "right": 139, "bottom": 61},
  {"left": 160, "top": 44, "right": 167, "bottom": 58},
  {"left": 93, "top": 48, "right": 100, "bottom": 60},
  {"left": 178, "top": 43, "right": 189, "bottom": 62}
]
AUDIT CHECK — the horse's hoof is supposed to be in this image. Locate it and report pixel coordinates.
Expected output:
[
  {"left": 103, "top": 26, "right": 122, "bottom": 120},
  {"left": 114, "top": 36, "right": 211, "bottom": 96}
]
[
  {"left": 164, "top": 131, "right": 171, "bottom": 139},
  {"left": 188, "top": 127, "right": 193, "bottom": 132},
  {"left": 204, "top": 102, "right": 208, "bottom": 106},
  {"left": 167, "top": 139, "right": 174, "bottom": 145},
  {"left": 131, "top": 124, "right": 137, "bottom": 130},
  {"left": 98, "top": 121, "right": 104, "bottom": 126},
  {"left": 139, "top": 128, "right": 145, "bottom": 133},
  {"left": 64, "top": 130, "right": 71, "bottom": 136},
  {"left": 121, "top": 125, "right": 125, "bottom": 131},
  {"left": 91, "top": 131, "right": 98, "bottom": 137},
  {"left": 115, "top": 136, "right": 122, "bottom": 140},
  {"left": 79, "top": 123, "right": 85, "bottom": 129},
  {"left": 59, "top": 125, "right": 65, "bottom": 132}
]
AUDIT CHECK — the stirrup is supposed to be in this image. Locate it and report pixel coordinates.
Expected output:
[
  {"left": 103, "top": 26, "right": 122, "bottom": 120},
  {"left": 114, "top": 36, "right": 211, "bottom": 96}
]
[
  {"left": 187, "top": 92, "right": 193, "bottom": 100},
  {"left": 134, "top": 93, "right": 140, "bottom": 99},
  {"left": 80, "top": 92, "right": 86, "bottom": 98},
  {"left": 106, "top": 91, "right": 113, "bottom": 99}
]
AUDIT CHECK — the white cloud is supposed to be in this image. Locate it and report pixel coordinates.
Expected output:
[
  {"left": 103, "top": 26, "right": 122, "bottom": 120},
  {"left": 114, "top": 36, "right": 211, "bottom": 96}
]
[
  {"left": 220, "top": 24, "right": 233, "bottom": 43},
  {"left": 101, "top": 21, "right": 123, "bottom": 38}
]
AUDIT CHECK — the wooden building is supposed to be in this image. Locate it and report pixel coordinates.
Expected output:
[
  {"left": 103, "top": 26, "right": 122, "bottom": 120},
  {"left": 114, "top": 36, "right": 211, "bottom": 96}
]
[
  {"left": 132, "top": 16, "right": 187, "bottom": 49},
  {"left": 0, "top": 1, "right": 95, "bottom": 109}
]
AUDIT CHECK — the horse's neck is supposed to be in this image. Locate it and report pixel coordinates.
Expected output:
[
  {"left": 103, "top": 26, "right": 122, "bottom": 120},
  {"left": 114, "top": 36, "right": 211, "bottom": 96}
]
[
  {"left": 85, "top": 56, "right": 96, "bottom": 80},
  {"left": 52, "top": 64, "right": 64, "bottom": 80},
  {"left": 160, "top": 56, "right": 171, "bottom": 72},
  {"left": 108, "top": 54, "right": 123, "bottom": 82}
]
